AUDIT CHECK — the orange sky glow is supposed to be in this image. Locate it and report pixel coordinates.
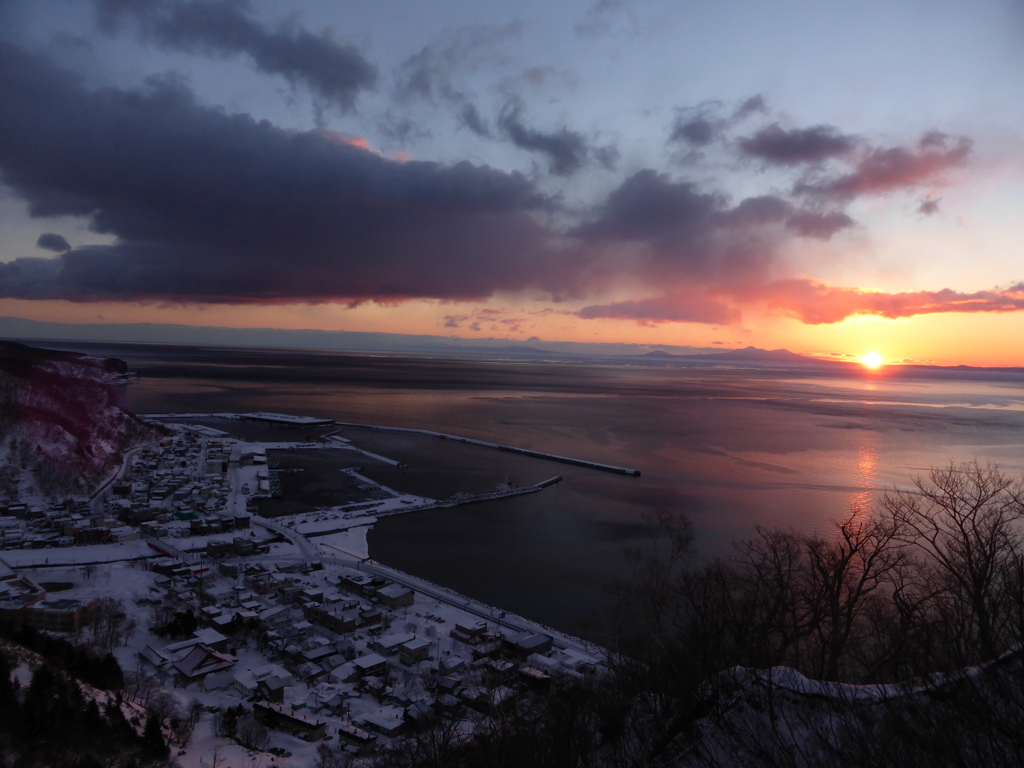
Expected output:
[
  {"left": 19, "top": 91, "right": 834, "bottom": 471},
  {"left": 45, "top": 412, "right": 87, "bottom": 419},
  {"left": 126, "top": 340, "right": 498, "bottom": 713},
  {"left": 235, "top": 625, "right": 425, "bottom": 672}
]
[{"left": 5, "top": 293, "right": 1024, "bottom": 368}]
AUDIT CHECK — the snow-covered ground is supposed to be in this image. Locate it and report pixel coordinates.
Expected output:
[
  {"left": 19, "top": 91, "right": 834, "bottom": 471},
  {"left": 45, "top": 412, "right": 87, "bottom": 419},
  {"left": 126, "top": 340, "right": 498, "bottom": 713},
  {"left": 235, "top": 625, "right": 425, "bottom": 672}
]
[{"left": 2, "top": 412, "right": 608, "bottom": 765}]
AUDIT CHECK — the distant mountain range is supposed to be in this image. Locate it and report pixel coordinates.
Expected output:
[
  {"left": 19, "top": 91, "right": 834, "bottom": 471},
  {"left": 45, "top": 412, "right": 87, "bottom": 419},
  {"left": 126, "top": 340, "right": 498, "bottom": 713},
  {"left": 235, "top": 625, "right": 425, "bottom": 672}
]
[{"left": 644, "top": 345, "right": 838, "bottom": 365}]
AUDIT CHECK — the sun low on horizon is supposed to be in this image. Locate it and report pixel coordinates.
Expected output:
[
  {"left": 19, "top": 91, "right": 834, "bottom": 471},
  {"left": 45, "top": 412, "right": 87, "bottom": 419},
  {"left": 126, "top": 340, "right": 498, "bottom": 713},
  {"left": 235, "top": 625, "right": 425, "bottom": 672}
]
[{"left": 861, "top": 351, "right": 884, "bottom": 369}]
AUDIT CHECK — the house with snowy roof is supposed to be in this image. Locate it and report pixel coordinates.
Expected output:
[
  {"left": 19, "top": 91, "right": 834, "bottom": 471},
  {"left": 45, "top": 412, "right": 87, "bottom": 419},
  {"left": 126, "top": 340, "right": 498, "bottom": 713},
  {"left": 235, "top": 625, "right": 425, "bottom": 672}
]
[
  {"left": 370, "top": 632, "right": 415, "bottom": 656},
  {"left": 171, "top": 643, "right": 236, "bottom": 685}
]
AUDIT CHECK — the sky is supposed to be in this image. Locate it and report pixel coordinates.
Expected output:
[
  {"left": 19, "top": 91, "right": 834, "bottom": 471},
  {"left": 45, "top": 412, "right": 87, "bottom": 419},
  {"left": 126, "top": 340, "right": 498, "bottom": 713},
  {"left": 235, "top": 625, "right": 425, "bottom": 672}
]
[{"left": 1, "top": 0, "right": 1023, "bottom": 365}]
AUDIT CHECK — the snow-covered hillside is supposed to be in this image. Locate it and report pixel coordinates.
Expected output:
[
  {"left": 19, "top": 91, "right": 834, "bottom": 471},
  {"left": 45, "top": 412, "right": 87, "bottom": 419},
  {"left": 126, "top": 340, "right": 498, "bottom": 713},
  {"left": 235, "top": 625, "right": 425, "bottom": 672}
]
[{"left": 0, "top": 341, "right": 161, "bottom": 502}]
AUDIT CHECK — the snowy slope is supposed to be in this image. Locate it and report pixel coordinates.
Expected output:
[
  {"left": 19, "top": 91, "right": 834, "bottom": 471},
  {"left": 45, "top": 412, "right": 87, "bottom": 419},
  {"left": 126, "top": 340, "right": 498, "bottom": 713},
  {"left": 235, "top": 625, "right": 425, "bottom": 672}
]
[{"left": 0, "top": 340, "right": 162, "bottom": 501}]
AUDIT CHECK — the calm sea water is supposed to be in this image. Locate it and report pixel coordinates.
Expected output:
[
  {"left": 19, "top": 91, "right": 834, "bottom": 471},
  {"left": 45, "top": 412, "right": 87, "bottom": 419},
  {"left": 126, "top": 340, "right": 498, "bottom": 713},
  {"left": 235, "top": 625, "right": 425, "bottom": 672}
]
[{"left": 45, "top": 341, "right": 1024, "bottom": 641}]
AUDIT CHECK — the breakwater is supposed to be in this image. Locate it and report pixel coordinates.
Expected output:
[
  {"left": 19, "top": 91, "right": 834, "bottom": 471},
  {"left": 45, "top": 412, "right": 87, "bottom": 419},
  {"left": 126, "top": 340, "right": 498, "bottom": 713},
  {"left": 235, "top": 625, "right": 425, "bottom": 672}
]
[{"left": 332, "top": 423, "right": 641, "bottom": 476}]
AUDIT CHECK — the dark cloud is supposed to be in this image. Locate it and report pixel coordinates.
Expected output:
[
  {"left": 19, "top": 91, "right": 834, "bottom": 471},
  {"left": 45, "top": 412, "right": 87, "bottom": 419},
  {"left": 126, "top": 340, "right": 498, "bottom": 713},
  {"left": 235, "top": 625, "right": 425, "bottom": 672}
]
[
  {"left": 713, "top": 196, "right": 853, "bottom": 240},
  {"left": 575, "top": 170, "right": 724, "bottom": 245},
  {"left": 0, "top": 41, "right": 990, "bottom": 330},
  {"left": 668, "top": 102, "right": 724, "bottom": 147},
  {"left": 36, "top": 233, "right": 71, "bottom": 253},
  {"left": 457, "top": 101, "right": 490, "bottom": 137},
  {"left": 785, "top": 210, "right": 855, "bottom": 239},
  {"left": 576, "top": 173, "right": 850, "bottom": 265},
  {"left": 498, "top": 101, "right": 590, "bottom": 176},
  {"left": 571, "top": 172, "right": 860, "bottom": 295},
  {"left": 593, "top": 145, "right": 620, "bottom": 170},
  {"left": 797, "top": 133, "right": 971, "bottom": 200},
  {"left": 733, "top": 95, "right": 767, "bottom": 120},
  {"left": 716, "top": 195, "right": 791, "bottom": 226},
  {"left": 0, "top": 42, "right": 567, "bottom": 304},
  {"left": 394, "top": 21, "right": 523, "bottom": 103},
  {"left": 669, "top": 97, "right": 768, "bottom": 150},
  {"left": 738, "top": 123, "right": 857, "bottom": 165},
  {"left": 670, "top": 116, "right": 717, "bottom": 147},
  {"left": 94, "top": 0, "right": 376, "bottom": 109},
  {"left": 918, "top": 196, "right": 941, "bottom": 215}
]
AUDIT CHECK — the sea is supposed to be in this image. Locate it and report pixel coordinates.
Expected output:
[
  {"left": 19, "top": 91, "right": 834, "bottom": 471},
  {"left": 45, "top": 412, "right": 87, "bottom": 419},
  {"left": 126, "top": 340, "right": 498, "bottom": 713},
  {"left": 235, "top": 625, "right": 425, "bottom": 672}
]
[{"left": 41, "top": 341, "right": 1024, "bottom": 643}]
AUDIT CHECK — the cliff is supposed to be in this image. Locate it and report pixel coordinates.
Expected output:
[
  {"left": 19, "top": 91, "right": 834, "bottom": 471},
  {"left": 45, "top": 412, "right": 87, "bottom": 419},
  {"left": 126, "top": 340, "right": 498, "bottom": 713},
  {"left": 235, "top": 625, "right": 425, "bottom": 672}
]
[{"left": 0, "top": 341, "right": 161, "bottom": 501}]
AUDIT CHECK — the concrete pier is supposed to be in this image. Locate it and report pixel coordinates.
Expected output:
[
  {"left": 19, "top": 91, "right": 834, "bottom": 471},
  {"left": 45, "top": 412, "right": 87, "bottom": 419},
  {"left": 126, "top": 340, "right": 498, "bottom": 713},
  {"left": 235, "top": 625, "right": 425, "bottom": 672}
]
[{"left": 332, "top": 423, "right": 642, "bottom": 476}]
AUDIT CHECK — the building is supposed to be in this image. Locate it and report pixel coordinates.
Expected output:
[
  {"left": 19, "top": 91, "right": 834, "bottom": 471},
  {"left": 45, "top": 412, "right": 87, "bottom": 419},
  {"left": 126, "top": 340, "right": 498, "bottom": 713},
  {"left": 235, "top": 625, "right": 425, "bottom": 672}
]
[
  {"left": 306, "top": 604, "right": 360, "bottom": 634},
  {"left": 450, "top": 619, "right": 490, "bottom": 644},
  {"left": 352, "top": 653, "right": 388, "bottom": 678},
  {"left": 302, "top": 646, "right": 336, "bottom": 666},
  {"left": 232, "top": 537, "right": 256, "bottom": 557},
  {"left": 206, "top": 540, "right": 232, "bottom": 558},
  {"left": 233, "top": 664, "right": 293, "bottom": 697},
  {"left": 192, "top": 627, "right": 229, "bottom": 651},
  {"left": 257, "top": 676, "right": 286, "bottom": 703},
  {"left": 338, "top": 573, "right": 386, "bottom": 600},
  {"left": 376, "top": 584, "right": 414, "bottom": 609},
  {"left": 371, "top": 632, "right": 415, "bottom": 656},
  {"left": 480, "top": 658, "right": 517, "bottom": 684},
  {"left": 74, "top": 527, "right": 111, "bottom": 545},
  {"left": 253, "top": 701, "right": 326, "bottom": 741},
  {"left": 23, "top": 598, "right": 95, "bottom": 633},
  {"left": 398, "top": 637, "right": 433, "bottom": 665},
  {"left": 519, "top": 666, "right": 553, "bottom": 693},
  {"left": 240, "top": 412, "right": 335, "bottom": 428},
  {"left": 357, "top": 712, "right": 406, "bottom": 738},
  {"left": 336, "top": 724, "right": 377, "bottom": 755},
  {"left": 502, "top": 631, "right": 554, "bottom": 660},
  {"left": 259, "top": 605, "right": 289, "bottom": 627},
  {"left": 0, "top": 578, "right": 47, "bottom": 627},
  {"left": 0, "top": 557, "right": 17, "bottom": 582},
  {"left": 110, "top": 526, "right": 141, "bottom": 543},
  {"left": 171, "top": 643, "right": 237, "bottom": 685}
]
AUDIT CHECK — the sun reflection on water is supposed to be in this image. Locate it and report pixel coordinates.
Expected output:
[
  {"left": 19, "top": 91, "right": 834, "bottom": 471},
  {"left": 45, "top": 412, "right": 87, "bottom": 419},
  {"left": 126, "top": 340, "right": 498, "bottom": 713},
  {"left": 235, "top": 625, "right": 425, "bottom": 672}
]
[{"left": 850, "top": 431, "right": 879, "bottom": 518}]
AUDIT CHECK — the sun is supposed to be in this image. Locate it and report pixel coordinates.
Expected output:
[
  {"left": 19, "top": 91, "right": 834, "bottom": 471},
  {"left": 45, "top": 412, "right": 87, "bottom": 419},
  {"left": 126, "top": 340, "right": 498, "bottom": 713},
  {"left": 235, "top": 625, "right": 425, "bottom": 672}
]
[{"left": 861, "top": 351, "right": 884, "bottom": 369}]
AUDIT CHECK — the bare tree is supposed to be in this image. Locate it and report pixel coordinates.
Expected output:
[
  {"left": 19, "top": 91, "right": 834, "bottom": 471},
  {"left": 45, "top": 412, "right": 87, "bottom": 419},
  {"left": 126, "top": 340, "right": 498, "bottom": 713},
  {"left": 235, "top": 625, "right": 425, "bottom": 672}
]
[
  {"left": 188, "top": 698, "right": 204, "bottom": 730},
  {"left": 148, "top": 689, "right": 182, "bottom": 725},
  {"left": 801, "top": 510, "right": 905, "bottom": 680},
  {"left": 165, "top": 698, "right": 204, "bottom": 748},
  {"left": 90, "top": 597, "right": 134, "bottom": 651},
  {"left": 236, "top": 714, "right": 270, "bottom": 751},
  {"left": 882, "top": 461, "right": 1024, "bottom": 664},
  {"left": 731, "top": 527, "right": 811, "bottom": 671},
  {"left": 316, "top": 742, "right": 353, "bottom": 768},
  {"left": 125, "top": 661, "right": 160, "bottom": 706}
]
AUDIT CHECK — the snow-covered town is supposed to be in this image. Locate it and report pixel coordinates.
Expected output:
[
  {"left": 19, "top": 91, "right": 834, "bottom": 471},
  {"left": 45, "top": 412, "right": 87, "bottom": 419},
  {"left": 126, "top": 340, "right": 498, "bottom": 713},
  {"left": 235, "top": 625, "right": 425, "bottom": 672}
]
[{"left": 0, "top": 411, "right": 604, "bottom": 766}]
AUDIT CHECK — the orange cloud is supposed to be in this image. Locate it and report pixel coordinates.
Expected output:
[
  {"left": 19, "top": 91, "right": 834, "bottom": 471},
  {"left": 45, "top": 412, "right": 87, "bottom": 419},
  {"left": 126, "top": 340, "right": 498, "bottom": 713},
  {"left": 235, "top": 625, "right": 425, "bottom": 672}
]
[
  {"left": 752, "top": 280, "right": 1024, "bottom": 324},
  {"left": 313, "top": 128, "right": 372, "bottom": 150},
  {"left": 573, "top": 281, "right": 1024, "bottom": 328}
]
